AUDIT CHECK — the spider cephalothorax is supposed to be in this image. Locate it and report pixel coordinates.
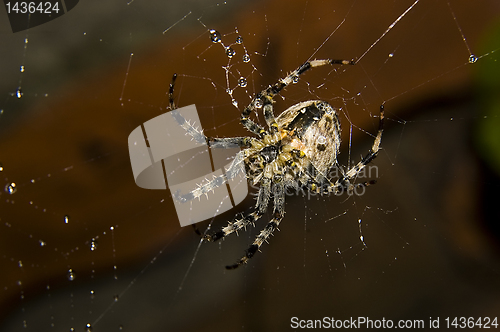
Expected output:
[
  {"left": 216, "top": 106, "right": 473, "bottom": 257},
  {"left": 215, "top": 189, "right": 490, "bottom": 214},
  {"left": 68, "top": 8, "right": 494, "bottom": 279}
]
[{"left": 170, "top": 58, "right": 384, "bottom": 269}]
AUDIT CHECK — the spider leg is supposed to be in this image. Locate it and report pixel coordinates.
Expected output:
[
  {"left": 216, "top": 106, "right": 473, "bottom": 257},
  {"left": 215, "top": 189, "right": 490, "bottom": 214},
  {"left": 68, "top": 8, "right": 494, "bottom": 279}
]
[
  {"left": 168, "top": 74, "right": 266, "bottom": 149},
  {"left": 226, "top": 172, "right": 285, "bottom": 269},
  {"left": 263, "top": 99, "right": 279, "bottom": 134},
  {"left": 240, "top": 58, "right": 354, "bottom": 133},
  {"left": 334, "top": 105, "right": 385, "bottom": 192},
  {"left": 174, "top": 148, "right": 251, "bottom": 202},
  {"left": 204, "top": 172, "right": 272, "bottom": 242},
  {"left": 241, "top": 115, "right": 268, "bottom": 138}
]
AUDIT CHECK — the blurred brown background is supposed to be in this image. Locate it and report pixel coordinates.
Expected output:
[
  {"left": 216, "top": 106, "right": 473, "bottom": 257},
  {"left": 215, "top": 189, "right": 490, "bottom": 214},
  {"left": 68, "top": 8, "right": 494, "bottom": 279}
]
[{"left": 1, "top": 0, "right": 499, "bottom": 331}]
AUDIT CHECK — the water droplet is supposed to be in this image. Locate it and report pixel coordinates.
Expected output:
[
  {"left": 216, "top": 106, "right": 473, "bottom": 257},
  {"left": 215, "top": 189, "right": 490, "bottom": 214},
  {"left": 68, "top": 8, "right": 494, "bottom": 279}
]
[
  {"left": 0, "top": 163, "right": 3, "bottom": 172},
  {"left": 254, "top": 98, "right": 263, "bottom": 108},
  {"left": 67, "top": 269, "right": 75, "bottom": 281},
  {"left": 23, "top": 320, "right": 27, "bottom": 328},
  {"left": 17, "top": 280, "right": 22, "bottom": 286},
  {"left": 226, "top": 47, "right": 235, "bottom": 58},
  {"left": 113, "top": 294, "right": 119, "bottom": 302},
  {"left": 16, "top": 88, "right": 23, "bottom": 99},
  {"left": 317, "top": 136, "right": 327, "bottom": 145},
  {"left": 292, "top": 76, "right": 299, "bottom": 83},
  {"left": 119, "top": 325, "right": 124, "bottom": 330},
  {"left": 235, "top": 35, "right": 243, "bottom": 44},
  {"left": 388, "top": 53, "right": 394, "bottom": 58},
  {"left": 468, "top": 54, "right": 477, "bottom": 63},
  {"left": 39, "top": 240, "right": 46, "bottom": 247},
  {"left": 85, "top": 323, "right": 92, "bottom": 332},
  {"left": 20, "top": 65, "right": 25, "bottom": 72},
  {"left": 316, "top": 135, "right": 327, "bottom": 151},
  {"left": 209, "top": 29, "right": 221, "bottom": 43},
  {"left": 70, "top": 328, "right": 75, "bottom": 332},
  {"left": 18, "top": 260, "right": 23, "bottom": 268},
  {"left": 231, "top": 99, "right": 238, "bottom": 108},
  {"left": 89, "top": 238, "right": 97, "bottom": 251},
  {"left": 64, "top": 215, "right": 70, "bottom": 224},
  {"left": 242, "top": 54, "right": 250, "bottom": 63},
  {"left": 90, "top": 290, "right": 95, "bottom": 299},
  {"left": 238, "top": 77, "right": 247, "bottom": 87},
  {"left": 4, "top": 183, "right": 16, "bottom": 194}
]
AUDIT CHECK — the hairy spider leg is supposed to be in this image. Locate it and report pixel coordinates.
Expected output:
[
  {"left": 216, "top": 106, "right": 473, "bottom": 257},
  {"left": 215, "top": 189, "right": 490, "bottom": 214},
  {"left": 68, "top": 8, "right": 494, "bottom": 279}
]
[
  {"left": 240, "top": 58, "right": 354, "bottom": 136},
  {"left": 174, "top": 148, "right": 250, "bottom": 202},
  {"left": 204, "top": 161, "right": 273, "bottom": 241},
  {"left": 226, "top": 173, "right": 286, "bottom": 269},
  {"left": 204, "top": 172, "right": 272, "bottom": 242},
  {"left": 332, "top": 105, "right": 385, "bottom": 192}
]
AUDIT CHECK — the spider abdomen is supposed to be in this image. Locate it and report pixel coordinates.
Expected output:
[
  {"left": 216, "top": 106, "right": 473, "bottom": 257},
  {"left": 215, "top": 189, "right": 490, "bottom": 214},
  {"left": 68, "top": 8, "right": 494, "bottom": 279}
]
[{"left": 277, "top": 100, "right": 341, "bottom": 183}]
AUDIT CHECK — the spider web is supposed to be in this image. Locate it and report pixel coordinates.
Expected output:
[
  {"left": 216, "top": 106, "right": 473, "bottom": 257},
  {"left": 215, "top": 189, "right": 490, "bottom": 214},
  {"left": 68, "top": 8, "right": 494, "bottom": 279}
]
[{"left": 1, "top": 0, "right": 500, "bottom": 331}]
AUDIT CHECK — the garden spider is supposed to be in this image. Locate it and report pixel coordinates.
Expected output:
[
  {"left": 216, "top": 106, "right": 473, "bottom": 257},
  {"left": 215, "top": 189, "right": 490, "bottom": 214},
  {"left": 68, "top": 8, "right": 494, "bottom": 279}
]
[{"left": 170, "top": 58, "right": 384, "bottom": 269}]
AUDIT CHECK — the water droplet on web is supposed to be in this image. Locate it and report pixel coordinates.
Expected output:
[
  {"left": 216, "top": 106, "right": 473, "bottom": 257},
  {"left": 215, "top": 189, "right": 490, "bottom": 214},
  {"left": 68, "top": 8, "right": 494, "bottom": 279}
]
[
  {"left": 0, "top": 163, "right": 3, "bottom": 172},
  {"left": 254, "top": 98, "right": 263, "bottom": 108},
  {"left": 64, "top": 215, "right": 70, "bottom": 224},
  {"left": 119, "top": 325, "right": 124, "bottom": 330},
  {"left": 85, "top": 323, "right": 92, "bottom": 331},
  {"left": 4, "top": 183, "right": 16, "bottom": 194},
  {"left": 238, "top": 77, "right": 247, "bottom": 87},
  {"left": 468, "top": 54, "right": 477, "bottom": 63},
  {"left": 209, "top": 29, "right": 221, "bottom": 43},
  {"left": 67, "top": 269, "right": 76, "bottom": 281},
  {"left": 39, "top": 240, "right": 46, "bottom": 246},
  {"left": 20, "top": 65, "right": 25, "bottom": 72},
  {"left": 15, "top": 88, "right": 22, "bottom": 99},
  {"left": 89, "top": 238, "right": 97, "bottom": 251},
  {"left": 388, "top": 53, "right": 394, "bottom": 58},
  {"left": 231, "top": 99, "right": 238, "bottom": 108},
  {"left": 18, "top": 260, "right": 23, "bottom": 268},
  {"left": 114, "top": 294, "right": 119, "bottom": 302},
  {"left": 226, "top": 47, "right": 235, "bottom": 58},
  {"left": 235, "top": 35, "right": 243, "bottom": 44},
  {"left": 70, "top": 328, "right": 75, "bottom": 332},
  {"left": 242, "top": 53, "right": 250, "bottom": 63},
  {"left": 90, "top": 290, "right": 95, "bottom": 299},
  {"left": 292, "top": 76, "right": 299, "bottom": 83}
]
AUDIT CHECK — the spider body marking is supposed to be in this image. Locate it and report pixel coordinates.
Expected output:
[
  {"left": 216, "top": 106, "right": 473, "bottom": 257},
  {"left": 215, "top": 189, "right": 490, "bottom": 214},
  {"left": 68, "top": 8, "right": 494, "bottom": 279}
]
[{"left": 169, "top": 58, "right": 384, "bottom": 269}]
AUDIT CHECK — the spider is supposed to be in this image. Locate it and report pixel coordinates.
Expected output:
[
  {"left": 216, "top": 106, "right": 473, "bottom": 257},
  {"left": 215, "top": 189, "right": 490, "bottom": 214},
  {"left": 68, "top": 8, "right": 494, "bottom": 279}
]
[{"left": 169, "top": 58, "right": 384, "bottom": 269}]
